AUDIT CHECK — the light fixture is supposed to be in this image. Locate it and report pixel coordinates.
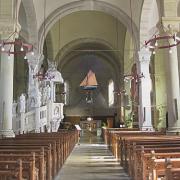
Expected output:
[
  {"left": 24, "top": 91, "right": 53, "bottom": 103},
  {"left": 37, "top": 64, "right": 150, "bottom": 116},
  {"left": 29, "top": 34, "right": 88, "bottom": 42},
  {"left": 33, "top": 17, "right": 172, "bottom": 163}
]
[
  {"left": 1, "top": 46, "right": 5, "bottom": 51},
  {"left": 87, "top": 117, "right": 93, "bottom": 121},
  {"left": 144, "top": 23, "right": 180, "bottom": 53},
  {"left": 155, "top": 41, "right": 158, "bottom": 47},
  {"left": 0, "top": 4, "right": 34, "bottom": 59},
  {"left": 169, "top": 48, "right": 172, "bottom": 54},
  {"left": 113, "top": 89, "right": 126, "bottom": 96},
  {"left": 0, "top": 38, "right": 33, "bottom": 58},
  {"left": 33, "top": 64, "right": 55, "bottom": 81},
  {"left": 20, "top": 46, "right": 24, "bottom": 51},
  {"left": 124, "top": 73, "right": 145, "bottom": 83},
  {"left": 33, "top": 72, "right": 55, "bottom": 81}
]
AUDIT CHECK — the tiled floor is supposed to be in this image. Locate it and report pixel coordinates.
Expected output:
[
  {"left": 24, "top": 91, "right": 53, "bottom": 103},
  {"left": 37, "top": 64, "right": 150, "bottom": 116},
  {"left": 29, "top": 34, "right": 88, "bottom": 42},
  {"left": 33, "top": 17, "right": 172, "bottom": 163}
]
[{"left": 55, "top": 132, "right": 131, "bottom": 180}]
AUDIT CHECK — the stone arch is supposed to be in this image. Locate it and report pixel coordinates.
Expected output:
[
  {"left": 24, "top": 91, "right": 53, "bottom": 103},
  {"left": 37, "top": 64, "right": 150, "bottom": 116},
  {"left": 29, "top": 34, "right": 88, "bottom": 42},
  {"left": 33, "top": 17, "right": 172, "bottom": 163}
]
[
  {"left": 44, "top": 33, "right": 54, "bottom": 60},
  {"left": 108, "top": 79, "right": 115, "bottom": 106},
  {"left": 18, "top": 0, "right": 38, "bottom": 46},
  {"left": 140, "top": 0, "right": 161, "bottom": 45},
  {"left": 55, "top": 38, "right": 121, "bottom": 79},
  {"left": 38, "top": 0, "right": 139, "bottom": 54},
  {"left": 178, "top": 1, "right": 180, "bottom": 16}
]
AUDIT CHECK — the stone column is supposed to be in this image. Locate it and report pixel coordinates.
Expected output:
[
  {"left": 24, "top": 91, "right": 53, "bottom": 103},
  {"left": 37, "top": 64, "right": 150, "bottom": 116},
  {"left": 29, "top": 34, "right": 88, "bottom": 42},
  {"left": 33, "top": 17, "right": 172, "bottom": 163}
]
[
  {"left": 47, "top": 100, "right": 53, "bottom": 132},
  {"left": 19, "top": 94, "right": 26, "bottom": 134},
  {"left": 162, "top": 18, "right": 180, "bottom": 133},
  {"left": 0, "top": 24, "right": 18, "bottom": 137},
  {"left": 35, "top": 106, "right": 41, "bottom": 133},
  {"left": 138, "top": 48, "right": 154, "bottom": 131},
  {"left": 50, "top": 81, "right": 55, "bottom": 102}
]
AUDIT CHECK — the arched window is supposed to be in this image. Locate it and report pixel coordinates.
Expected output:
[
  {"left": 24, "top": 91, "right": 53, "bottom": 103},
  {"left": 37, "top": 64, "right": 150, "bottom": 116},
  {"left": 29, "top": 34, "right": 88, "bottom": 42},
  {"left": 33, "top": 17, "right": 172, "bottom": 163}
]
[
  {"left": 64, "top": 80, "right": 69, "bottom": 105},
  {"left": 108, "top": 79, "right": 114, "bottom": 106}
]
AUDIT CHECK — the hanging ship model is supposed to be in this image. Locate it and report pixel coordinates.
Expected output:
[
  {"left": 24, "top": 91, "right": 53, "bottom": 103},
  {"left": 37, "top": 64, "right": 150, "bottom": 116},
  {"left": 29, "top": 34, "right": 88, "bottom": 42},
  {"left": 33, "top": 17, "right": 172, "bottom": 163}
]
[{"left": 80, "top": 70, "right": 98, "bottom": 103}]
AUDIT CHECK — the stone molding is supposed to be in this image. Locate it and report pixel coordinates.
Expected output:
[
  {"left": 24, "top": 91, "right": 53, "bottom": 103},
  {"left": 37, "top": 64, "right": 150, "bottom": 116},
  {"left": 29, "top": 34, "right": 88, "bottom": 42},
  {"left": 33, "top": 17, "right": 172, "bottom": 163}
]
[
  {"left": 38, "top": 0, "right": 139, "bottom": 53},
  {"left": 0, "top": 129, "right": 15, "bottom": 138},
  {"left": 162, "top": 17, "right": 180, "bottom": 33},
  {"left": 0, "top": 20, "right": 21, "bottom": 37},
  {"left": 138, "top": 48, "right": 151, "bottom": 63}
]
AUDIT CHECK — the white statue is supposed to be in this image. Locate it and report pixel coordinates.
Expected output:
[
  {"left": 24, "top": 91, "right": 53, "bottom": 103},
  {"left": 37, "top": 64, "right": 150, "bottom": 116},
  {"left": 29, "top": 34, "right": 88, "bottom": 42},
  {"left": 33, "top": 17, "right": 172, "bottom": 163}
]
[
  {"left": 36, "top": 91, "right": 42, "bottom": 107},
  {"left": 42, "top": 87, "right": 47, "bottom": 105},
  {"left": 48, "top": 60, "right": 57, "bottom": 71},
  {"left": 19, "top": 94, "right": 26, "bottom": 113},
  {"left": 46, "top": 85, "right": 51, "bottom": 100},
  {"left": 12, "top": 101, "right": 17, "bottom": 116},
  {"left": 30, "top": 97, "right": 35, "bottom": 108},
  {"left": 28, "top": 66, "right": 35, "bottom": 86}
]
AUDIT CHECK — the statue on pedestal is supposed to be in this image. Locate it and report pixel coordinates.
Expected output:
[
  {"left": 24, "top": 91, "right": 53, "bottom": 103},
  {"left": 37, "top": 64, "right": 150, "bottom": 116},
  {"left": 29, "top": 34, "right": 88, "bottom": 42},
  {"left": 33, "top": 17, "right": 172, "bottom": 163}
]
[
  {"left": 19, "top": 94, "right": 26, "bottom": 113},
  {"left": 12, "top": 101, "right": 17, "bottom": 117},
  {"left": 46, "top": 84, "right": 51, "bottom": 100},
  {"left": 36, "top": 91, "right": 42, "bottom": 107}
]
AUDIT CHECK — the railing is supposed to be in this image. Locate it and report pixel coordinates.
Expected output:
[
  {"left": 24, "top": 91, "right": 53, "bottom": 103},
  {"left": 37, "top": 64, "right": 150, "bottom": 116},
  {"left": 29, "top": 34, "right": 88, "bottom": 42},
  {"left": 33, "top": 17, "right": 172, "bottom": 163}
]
[
  {"left": 13, "top": 116, "right": 21, "bottom": 134},
  {"left": 12, "top": 102, "right": 64, "bottom": 134},
  {"left": 24, "top": 110, "right": 36, "bottom": 132},
  {"left": 39, "top": 105, "right": 47, "bottom": 128}
]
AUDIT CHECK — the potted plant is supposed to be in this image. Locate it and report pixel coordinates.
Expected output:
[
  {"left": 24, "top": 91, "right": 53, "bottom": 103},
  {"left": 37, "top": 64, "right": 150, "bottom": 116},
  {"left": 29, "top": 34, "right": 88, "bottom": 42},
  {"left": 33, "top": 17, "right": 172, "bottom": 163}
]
[{"left": 125, "top": 112, "right": 133, "bottom": 128}]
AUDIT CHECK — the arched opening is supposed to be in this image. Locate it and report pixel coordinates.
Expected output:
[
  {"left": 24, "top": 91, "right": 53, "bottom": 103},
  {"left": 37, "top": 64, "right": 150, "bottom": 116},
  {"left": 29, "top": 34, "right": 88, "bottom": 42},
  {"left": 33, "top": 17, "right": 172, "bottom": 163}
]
[
  {"left": 108, "top": 79, "right": 115, "bottom": 107},
  {"left": 64, "top": 80, "right": 70, "bottom": 105}
]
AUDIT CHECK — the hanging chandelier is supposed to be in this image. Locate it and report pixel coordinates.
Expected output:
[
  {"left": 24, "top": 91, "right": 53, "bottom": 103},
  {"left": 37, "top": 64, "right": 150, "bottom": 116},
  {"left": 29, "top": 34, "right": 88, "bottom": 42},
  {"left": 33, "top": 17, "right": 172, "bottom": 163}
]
[
  {"left": 144, "top": 22, "right": 180, "bottom": 55},
  {"left": 113, "top": 89, "right": 126, "bottom": 96},
  {"left": 0, "top": 32, "right": 34, "bottom": 59},
  {"left": 33, "top": 72, "right": 55, "bottom": 81},
  {"left": 33, "top": 65, "right": 55, "bottom": 81},
  {"left": 124, "top": 73, "right": 144, "bottom": 83},
  {"left": 0, "top": 2, "right": 34, "bottom": 60}
]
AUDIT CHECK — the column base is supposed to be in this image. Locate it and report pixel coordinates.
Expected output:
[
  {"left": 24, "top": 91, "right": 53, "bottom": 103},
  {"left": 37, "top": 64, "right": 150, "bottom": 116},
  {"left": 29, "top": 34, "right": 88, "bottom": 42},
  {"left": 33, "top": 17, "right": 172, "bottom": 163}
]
[
  {"left": 35, "top": 129, "right": 40, "bottom": 133},
  {"left": 141, "top": 126, "right": 154, "bottom": 132},
  {"left": 167, "top": 127, "right": 180, "bottom": 135},
  {"left": 0, "top": 129, "right": 15, "bottom": 138}
]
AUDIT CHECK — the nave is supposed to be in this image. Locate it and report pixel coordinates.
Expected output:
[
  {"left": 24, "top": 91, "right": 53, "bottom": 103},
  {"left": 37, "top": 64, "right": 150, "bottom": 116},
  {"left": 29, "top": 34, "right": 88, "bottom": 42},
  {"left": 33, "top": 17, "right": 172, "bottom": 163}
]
[{"left": 55, "top": 133, "right": 131, "bottom": 180}]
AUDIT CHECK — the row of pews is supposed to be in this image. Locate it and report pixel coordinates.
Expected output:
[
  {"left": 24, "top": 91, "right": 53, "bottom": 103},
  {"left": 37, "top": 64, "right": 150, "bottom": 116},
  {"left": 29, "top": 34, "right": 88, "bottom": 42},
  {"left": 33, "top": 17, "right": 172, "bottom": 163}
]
[
  {"left": 0, "top": 129, "right": 78, "bottom": 180},
  {"left": 102, "top": 128, "right": 180, "bottom": 180}
]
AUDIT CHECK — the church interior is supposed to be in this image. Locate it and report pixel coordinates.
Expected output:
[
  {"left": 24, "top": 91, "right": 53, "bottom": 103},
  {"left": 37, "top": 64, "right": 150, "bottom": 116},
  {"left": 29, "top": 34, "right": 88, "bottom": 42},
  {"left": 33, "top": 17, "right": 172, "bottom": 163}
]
[{"left": 0, "top": 0, "right": 180, "bottom": 179}]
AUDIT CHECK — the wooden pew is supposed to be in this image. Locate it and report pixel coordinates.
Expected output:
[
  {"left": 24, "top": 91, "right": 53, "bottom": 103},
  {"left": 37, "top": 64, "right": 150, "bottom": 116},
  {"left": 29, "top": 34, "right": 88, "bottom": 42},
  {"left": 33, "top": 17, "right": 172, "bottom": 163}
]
[
  {"left": 15, "top": 131, "right": 77, "bottom": 170},
  {"left": 133, "top": 147, "right": 180, "bottom": 180},
  {"left": 121, "top": 136, "right": 180, "bottom": 180},
  {"left": 0, "top": 159, "right": 23, "bottom": 180},
  {"left": 0, "top": 143, "right": 51, "bottom": 180},
  {"left": 0, "top": 153, "right": 37, "bottom": 180},
  {"left": 0, "top": 151, "right": 44, "bottom": 180},
  {"left": 0, "top": 130, "right": 78, "bottom": 180},
  {"left": 120, "top": 136, "right": 180, "bottom": 178},
  {"left": 106, "top": 130, "right": 180, "bottom": 180},
  {"left": 150, "top": 155, "right": 180, "bottom": 180},
  {"left": 109, "top": 131, "right": 165, "bottom": 162},
  {"left": 102, "top": 128, "right": 139, "bottom": 145}
]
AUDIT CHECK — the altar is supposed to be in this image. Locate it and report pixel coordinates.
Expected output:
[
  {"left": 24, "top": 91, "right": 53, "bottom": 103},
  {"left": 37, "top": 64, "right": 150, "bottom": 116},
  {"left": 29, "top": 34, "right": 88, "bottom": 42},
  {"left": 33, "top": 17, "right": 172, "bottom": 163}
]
[{"left": 80, "top": 120, "right": 102, "bottom": 136}]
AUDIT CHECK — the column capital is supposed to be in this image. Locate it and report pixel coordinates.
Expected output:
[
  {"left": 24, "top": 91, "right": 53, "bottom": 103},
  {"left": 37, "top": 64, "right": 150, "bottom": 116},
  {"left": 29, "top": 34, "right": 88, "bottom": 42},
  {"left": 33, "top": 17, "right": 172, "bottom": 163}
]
[
  {"left": 163, "top": 0, "right": 177, "bottom": 17},
  {"left": 162, "top": 17, "right": 180, "bottom": 33},
  {"left": 138, "top": 48, "right": 151, "bottom": 63},
  {"left": 0, "top": 19, "right": 21, "bottom": 38}
]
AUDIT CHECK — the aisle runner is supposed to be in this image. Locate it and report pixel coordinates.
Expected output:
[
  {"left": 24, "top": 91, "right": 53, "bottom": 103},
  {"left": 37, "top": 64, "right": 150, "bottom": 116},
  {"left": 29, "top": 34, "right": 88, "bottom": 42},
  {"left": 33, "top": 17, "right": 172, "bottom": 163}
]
[{"left": 55, "top": 135, "right": 131, "bottom": 180}]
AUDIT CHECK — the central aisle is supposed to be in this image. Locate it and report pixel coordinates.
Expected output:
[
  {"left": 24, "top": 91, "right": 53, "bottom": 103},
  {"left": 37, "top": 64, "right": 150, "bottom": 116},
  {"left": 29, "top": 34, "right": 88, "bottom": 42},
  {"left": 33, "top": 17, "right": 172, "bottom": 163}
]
[{"left": 55, "top": 132, "right": 131, "bottom": 180}]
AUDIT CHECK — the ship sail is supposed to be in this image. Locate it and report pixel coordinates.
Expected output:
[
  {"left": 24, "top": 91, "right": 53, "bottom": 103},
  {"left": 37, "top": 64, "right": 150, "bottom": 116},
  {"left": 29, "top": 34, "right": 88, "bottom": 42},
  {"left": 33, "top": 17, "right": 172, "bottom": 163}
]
[{"left": 80, "top": 70, "right": 98, "bottom": 90}]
